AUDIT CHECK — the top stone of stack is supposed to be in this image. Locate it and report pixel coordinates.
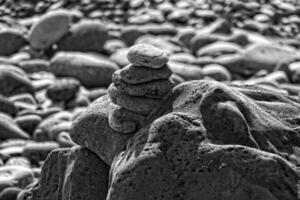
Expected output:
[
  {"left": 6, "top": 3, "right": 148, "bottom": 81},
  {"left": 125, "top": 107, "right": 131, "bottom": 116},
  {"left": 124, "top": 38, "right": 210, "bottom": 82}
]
[{"left": 127, "top": 44, "right": 169, "bottom": 68}]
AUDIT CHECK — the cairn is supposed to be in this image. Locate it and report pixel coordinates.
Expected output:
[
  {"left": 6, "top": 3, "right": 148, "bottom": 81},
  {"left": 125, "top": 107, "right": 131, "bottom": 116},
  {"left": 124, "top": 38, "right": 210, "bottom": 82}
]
[{"left": 107, "top": 43, "right": 174, "bottom": 134}]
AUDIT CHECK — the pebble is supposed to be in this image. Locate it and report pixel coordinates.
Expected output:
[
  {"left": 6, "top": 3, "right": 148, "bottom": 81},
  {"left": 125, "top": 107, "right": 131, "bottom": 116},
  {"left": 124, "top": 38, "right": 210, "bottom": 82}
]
[
  {"left": 113, "top": 78, "right": 174, "bottom": 99},
  {"left": 0, "top": 65, "right": 34, "bottom": 96},
  {"left": 50, "top": 52, "right": 119, "bottom": 88},
  {"left": 46, "top": 78, "right": 80, "bottom": 102},
  {"left": 0, "top": 113, "right": 30, "bottom": 140},
  {"left": 127, "top": 43, "right": 169, "bottom": 68},
  {"left": 108, "top": 83, "right": 161, "bottom": 115},
  {"left": 0, "top": 187, "right": 21, "bottom": 200},
  {"left": 0, "top": 95, "right": 17, "bottom": 117},
  {"left": 0, "top": 29, "right": 27, "bottom": 56},
  {"left": 28, "top": 10, "right": 72, "bottom": 50},
  {"left": 57, "top": 20, "right": 108, "bottom": 52},
  {"left": 0, "top": 166, "right": 34, "bottom": 191}
]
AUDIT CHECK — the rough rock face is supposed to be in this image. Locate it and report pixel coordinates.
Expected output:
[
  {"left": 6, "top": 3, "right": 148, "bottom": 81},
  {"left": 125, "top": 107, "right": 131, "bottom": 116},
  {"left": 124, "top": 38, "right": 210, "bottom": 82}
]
[
  {"left": 22, "top": 80, "right": 300, "bottom": 199},
  {"left": 17, "top": 146, "right": 109, "bottom": 200},
  {"left": 107, "top": 80, "right": 300, "bottom": 200}
]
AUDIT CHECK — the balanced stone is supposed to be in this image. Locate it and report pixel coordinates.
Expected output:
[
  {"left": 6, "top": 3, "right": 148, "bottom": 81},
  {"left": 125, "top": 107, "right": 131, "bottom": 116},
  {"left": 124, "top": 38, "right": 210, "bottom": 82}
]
[
  {"left": 127, "top": 44, "right": 169, "bottom": 68},
  {"left": 109, "top": 106, "right": 145, "bottom": 134},
  {"left": 113, "top": 64, "right": 172, "bottom": 84},
  {"left": 113, "top": 78, "right": 174, "bottom": 99},
  {"left": 108, "top": 84, "right": 161, "bottom": 115}
]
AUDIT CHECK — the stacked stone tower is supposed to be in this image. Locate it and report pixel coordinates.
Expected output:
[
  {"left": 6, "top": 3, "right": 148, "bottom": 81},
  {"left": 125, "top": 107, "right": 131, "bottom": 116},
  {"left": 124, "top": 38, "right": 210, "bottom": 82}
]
[{"left": 107, "top": 44, "right": 174, "bottom": 133}]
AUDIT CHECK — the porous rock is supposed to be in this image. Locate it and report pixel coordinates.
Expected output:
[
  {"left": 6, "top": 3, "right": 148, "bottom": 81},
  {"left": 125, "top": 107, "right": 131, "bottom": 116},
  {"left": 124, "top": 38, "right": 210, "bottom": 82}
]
[
  {"left": 17, "top": 146, "right": 109, "bottom": 200},
  {"left": 107, "top": 80, "right": 300, "bottom": 200}
]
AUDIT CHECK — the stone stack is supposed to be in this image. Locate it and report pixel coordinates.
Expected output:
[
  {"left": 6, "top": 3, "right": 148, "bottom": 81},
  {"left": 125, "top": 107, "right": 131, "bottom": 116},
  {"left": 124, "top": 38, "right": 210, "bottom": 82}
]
[{"left": 107, "top": 44, "right": 174, "bottom": 134}]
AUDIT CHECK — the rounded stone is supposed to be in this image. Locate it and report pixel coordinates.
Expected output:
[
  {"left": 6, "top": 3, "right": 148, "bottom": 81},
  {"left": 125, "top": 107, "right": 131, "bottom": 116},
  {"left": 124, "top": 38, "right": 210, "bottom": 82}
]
[
  {"left": 46, "top": 78, "right": 80, "bottom": 102},
  {"left": 113, "top": 64, "right": 172, "bottom": 84},
  {"left": 0, "top": 166, "right": 34, "bottom": 191},
  {"left": 0, "top": 29, "right": 27, "bottom": 56},
  {"left": 29, "top": 10, "right": 72, "bottom": 50},
  {"left": 0, "top": 187, "right": 21, "bottom": 200},
  {"left": 202, "top": 64, "right": 232, "bottom": 82},
  {"left": 50, "top": 52, "right": 119, "bottom": 88},
  {"left": 108, "top": 84, "right": 161, "bottom": 115},
  {"left": 22, "top": 142, "right": 60, "bottom": 164},
  {"left": 0, "top": 95, "right": 17, "bottom": 117},
  {"left": 57, "top": 20, "right": 108, "bottom": 52},
  {"left": 0, "top": 65, "right": 34, "bottom": 96},
  {"left": 0, "top": 113, "right": 30, "bottom": 140},
  {"left": 14, "top": 114, "right": 42, "bottom": 136},
  {"left": 17, "top": 59, "right": 50, "bottom": 74},
  {"left": 127, "top": 44, "right": 169, "bottom": 69}
]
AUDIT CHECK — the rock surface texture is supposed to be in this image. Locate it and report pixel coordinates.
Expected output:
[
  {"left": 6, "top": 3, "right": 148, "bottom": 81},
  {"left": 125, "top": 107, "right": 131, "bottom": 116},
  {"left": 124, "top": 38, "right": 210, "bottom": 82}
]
[{"left": 27, "top": 77, "right": 300, "bottom": 200}]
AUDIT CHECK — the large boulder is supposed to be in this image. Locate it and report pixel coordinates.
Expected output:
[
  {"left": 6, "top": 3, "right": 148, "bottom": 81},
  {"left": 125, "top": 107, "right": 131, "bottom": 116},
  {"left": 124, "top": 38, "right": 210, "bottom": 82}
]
[
  {"left": 107, "top": 80, "right": 300, "bottom": 200},
  {"left": 50, "top": 52, "right": 119, "bottom": 88},
  {"left": 17, "top": 146, "right": 109, "bottom": 200}
]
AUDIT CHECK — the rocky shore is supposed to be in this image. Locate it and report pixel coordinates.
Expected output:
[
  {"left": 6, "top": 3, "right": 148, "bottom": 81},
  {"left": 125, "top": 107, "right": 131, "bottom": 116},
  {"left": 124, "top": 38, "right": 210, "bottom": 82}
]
[{"left": 0, "top": 0, "right": 299, "bottom": 199}]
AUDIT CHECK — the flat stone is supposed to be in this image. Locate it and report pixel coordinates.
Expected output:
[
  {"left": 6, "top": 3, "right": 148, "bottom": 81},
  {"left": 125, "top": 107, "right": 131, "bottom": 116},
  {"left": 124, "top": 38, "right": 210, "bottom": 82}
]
[
  {"left": 22, "top": 142, "right": 59, "bottom": 164},
  {"left": 108, "top": 83, "right": 161, "bottom": 115},
  {"left": 17, "top": 60, "right": 50, "bottom": 74},
  {"left": 113, "top": 78, "right": 174, "bottom": 99},
  {"left": 113, "top": 64, "right": 172, "bottom": 84},
  {"left": 127, "top": 44, "right": 169, "bottom": 69}
]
